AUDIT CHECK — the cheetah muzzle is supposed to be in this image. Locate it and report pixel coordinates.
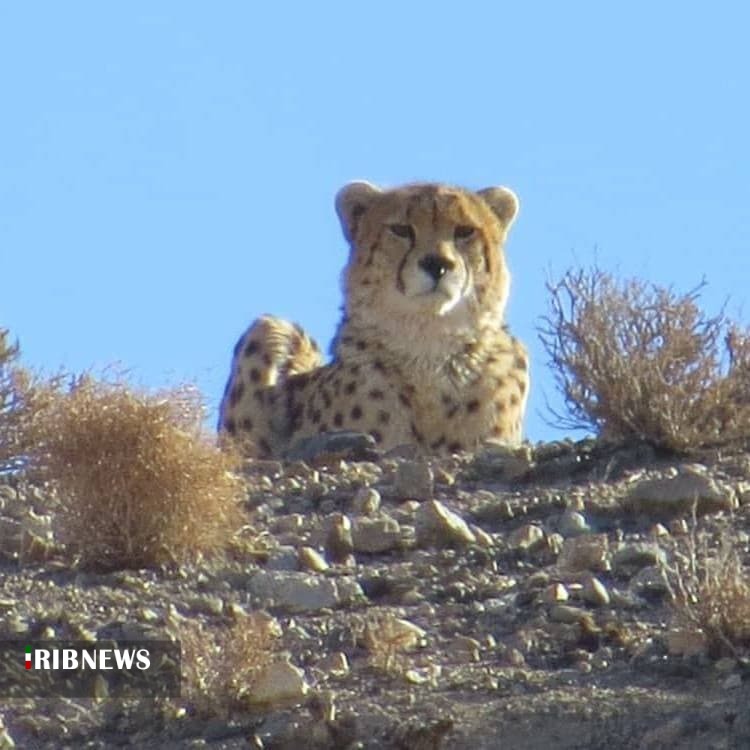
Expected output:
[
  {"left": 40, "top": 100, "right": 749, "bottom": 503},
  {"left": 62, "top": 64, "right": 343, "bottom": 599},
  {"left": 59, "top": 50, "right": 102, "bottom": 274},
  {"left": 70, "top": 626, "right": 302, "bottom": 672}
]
[{"left": 219, "top": 181, "right": 530, "bottom": 458}]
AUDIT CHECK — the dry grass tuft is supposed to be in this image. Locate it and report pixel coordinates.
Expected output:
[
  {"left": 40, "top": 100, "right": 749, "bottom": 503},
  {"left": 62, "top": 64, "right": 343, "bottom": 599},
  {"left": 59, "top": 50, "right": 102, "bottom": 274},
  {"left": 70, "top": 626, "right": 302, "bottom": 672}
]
[
  {"left": 539, "top": 267, "right": 750, "bottom": 451},
  {"left": 665, "top": 530, "right": 750, "bottom": 658},
  {"left": 25, "top": 376, "right": 245, "bottom": 569},
  {"left": 0, "top": 329, "right": 62, "bottom": 474},
  {"left": 176, "top": 610, "right": 281, "bottom": 717}
]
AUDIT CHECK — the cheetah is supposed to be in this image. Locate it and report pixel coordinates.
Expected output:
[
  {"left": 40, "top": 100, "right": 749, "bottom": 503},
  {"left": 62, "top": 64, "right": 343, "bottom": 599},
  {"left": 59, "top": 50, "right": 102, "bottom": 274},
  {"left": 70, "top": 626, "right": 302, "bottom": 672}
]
[{"left": 218, "top": 181, "right": 529, "bottom": 458}]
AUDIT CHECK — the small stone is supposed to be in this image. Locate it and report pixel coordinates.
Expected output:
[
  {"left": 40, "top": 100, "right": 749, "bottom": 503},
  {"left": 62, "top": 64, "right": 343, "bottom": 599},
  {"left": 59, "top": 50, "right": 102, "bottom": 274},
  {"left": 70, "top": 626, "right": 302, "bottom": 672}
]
[
  {"left": 498, "top": 645, "right": 526, "bottom": 667},
  {"left": 266, "top": 545, "right": 301, "bottom": 571},
  {"left": 624, "top": 468, "right": 736, "bottom": 518},
  {"left": 0, "top": 722, "right": 14, "bottom": 749},
  {"left": 415, "top": 500, "right": 476, "bottom": 548},
  {"left": 542, "top": 583, "right": 569, "bottom": 603},
  {"left": 248, "top": 660, "right": 309, "bottom": 706},
  {"left": 326, "top": 513, "right": 354, "bottom": 564},
  {"left": 187, "top": 595, "right": 224, "bottom": 617},
  {"left": 434, "top": 467, "right": 455, "bottom": 485},
  {"left": 298, "top": 546, "right": 329, "bottom": 572},
  {"left": 582, "top": 576, "right": 611, "bottom": 606},
  {"left": 558, "top": 509, "right": 590, "bottom": 537},
  {"left": 394, "top": 460, "right": 434, "bottom": 500},
  {"left": 284, "top": 431, "right": 377, "bottom": 462},
  {"left": 352, "top": 516, "right": 403, "bottom": 553},
  {"left": 351, "top": 487, "right": 381, "bottom": 515},
  {"left": 736, "top": 481, "right": 750, "bottom": 506},
  {"left": 315, "top": 651, "right": 350, "bottom": 678},
  {"left": 448, "top": 635, "right": 481, "bottom": 663},
  {"left": 20, "top": 531, "right": 58, "bottom": 564},
  {"left": 546, "top": 532, "right": 565, "bottom": 556},
  {"left": 508, "top": 523, "right": 544, "bottom": 551},
  {"left": 248, "top": 570, "right": 362, "bottom": 612},
  {"left": 274, "top": 514, "right": 305, "bottom": 533},
  {"left": 469, "top": 524, "right": 495, "bottom": 548},
  {"left": 364, "top": 616, "right": 427, "bottom": 653},
  {"left": 629, "top": 565, "right": 671, "bottom": 598},
  {"left": 612, "top": 543, "right": 666, "bottom": 576},
  {"left": 472, "top": 442, "right": 533, "bottom": 481}
]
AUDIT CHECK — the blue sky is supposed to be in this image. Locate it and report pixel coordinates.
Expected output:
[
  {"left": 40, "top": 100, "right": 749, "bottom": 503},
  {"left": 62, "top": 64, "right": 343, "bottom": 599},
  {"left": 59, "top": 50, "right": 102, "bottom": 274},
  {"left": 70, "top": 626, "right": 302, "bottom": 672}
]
[{"left": 2, "top": 3, "right": 749, "bottom": 442}]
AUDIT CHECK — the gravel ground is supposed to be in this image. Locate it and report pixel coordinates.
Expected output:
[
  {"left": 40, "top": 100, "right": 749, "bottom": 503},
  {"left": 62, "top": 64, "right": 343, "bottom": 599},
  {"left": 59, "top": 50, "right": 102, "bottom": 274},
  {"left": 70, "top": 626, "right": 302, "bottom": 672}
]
[{"left": 2, "top": 436, "right": 750, "bottom": 749}]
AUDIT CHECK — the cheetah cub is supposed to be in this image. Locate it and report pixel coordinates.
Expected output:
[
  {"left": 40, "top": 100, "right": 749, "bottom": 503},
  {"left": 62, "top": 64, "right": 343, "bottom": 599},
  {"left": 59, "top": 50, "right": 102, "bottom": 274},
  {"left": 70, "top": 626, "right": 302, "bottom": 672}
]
[{"left": 219, "top": 181, "right": 529, "bottom": 458}]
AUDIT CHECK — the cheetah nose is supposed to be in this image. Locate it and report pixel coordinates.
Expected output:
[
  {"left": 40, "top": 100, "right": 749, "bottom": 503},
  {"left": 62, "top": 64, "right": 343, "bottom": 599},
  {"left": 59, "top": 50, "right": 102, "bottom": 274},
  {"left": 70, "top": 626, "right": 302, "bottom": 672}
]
[{"left": 419, "top": 254, "right": 455, "bottom": 282}]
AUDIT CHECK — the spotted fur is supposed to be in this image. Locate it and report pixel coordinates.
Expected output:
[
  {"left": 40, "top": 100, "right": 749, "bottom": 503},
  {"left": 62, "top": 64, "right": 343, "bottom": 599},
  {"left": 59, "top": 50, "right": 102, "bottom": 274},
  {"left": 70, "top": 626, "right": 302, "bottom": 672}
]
[{"left": 218, "top": 181, "right": 529, "bottom": 458}]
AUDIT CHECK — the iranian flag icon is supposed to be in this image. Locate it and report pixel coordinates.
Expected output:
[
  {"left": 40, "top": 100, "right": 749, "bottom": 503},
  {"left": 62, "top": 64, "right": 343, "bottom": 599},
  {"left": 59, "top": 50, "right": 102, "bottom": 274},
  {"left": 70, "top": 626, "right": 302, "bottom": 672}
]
[{"left": 25, "top": 646, "right": 31, "bottom": 669}]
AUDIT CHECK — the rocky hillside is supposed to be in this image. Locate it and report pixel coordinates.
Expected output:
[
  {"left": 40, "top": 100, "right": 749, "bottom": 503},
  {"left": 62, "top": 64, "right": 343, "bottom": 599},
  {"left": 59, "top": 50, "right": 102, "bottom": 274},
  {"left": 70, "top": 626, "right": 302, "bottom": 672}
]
[{"left": 2, "top": 435, "right": 750, "bottom": 749}]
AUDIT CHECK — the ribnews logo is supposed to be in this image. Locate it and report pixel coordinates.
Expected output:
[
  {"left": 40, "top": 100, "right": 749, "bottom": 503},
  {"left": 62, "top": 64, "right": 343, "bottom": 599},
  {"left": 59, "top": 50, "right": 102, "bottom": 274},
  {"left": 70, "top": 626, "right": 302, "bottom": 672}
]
[{"left": 1, "top": 640, "right": 181, "bottom": 698}]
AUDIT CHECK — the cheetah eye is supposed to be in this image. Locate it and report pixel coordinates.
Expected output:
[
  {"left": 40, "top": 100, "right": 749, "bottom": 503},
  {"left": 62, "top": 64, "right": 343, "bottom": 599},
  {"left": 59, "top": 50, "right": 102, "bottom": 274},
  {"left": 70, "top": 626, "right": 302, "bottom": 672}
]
[
  {"left": 388, "top": 224, "right": 414, "bottom": 240},
  {"left": 454, "top": 225, "right": 476, "bottom": 240}
]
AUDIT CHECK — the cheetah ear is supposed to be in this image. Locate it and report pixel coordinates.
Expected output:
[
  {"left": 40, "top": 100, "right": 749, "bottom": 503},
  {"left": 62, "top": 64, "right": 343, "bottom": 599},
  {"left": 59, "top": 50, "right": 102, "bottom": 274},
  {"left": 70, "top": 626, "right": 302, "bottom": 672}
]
[
  {"left": 335, "top": 181, "right": 382, "bottom": 242},
  {"left": 477, "top": 186, "right": 519, "bottom": 230}
]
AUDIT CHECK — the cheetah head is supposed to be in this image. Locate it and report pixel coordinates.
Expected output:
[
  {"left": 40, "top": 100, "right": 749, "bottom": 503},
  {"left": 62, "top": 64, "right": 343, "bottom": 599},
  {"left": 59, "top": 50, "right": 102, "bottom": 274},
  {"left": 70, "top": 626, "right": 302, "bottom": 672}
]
[{"left": 336, "top": 182, "right": 518, "bottom": 335}]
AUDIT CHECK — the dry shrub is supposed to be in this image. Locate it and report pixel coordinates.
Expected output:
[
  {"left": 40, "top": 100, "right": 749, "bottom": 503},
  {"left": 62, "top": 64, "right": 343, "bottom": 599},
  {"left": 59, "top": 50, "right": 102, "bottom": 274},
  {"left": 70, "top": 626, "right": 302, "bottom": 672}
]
[
  {"left": 665, "top": 530, "right": 750, "bottom": 658},
  {"left": 176, "top": 610, "right": 281, "bottom": 717},
  {"left": 25, "top": 376, "right": 245, "bottom": 569},
  {"left": 539, "top": 267, "right": 750, "bottom": 451},
  {"left": 0, "top": 329, "right": 62, "bottom": 473}
]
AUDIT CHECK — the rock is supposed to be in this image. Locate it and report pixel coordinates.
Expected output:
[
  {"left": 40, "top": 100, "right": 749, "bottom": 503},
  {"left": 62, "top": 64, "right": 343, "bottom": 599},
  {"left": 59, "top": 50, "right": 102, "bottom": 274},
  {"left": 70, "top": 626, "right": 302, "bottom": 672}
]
[
  {"left": 394, "top": 460, "right": 434, "bottom": 500},
  {"left": 248, "top": 570, "right": 362, "bottom": 613},
  {"left": 186, "top": 594, "right": 224, "bottom": 617},
  {"left": 351, "top": 487, "right": 381, "bottom": 515},
  {"left": 582, "top": 576, "right": 611, "bottom": 606},
  {"left": 325, "top": 513, "right": 354, "bottom": 564},
  {"left": 474, "top": 497, "right": 515, "bottom": 523},
  {"left": 434, "top": 467, "right": 455, "bottom": 485},
  {"left": 508, "top": 523, "right": 544, "bottom": 552},
  {"left": 558, "top": 509, "right": 590, "bottom": 537},
  {"left": 612, "top": 543, "right": 666, "bottom": 576},
  {"left": 666, "top": 629, "right": 707, "bottom": 657},
  {"left": 20, "top": 530, "right": 58, "bottom": 564},
  {"left": 415, "top": 500, "right": 476, "bottom": 547},
  {"left": 469, "top": 524, "right": 495, "bottom": 548},
  {"left": 266, "top": 545, "right": 301, "bottom": 571},
  {"left": 542, "top": 583, "right": 569, "bottom": 603},
  {"left": 364, "top": 616, "right": 427, "bottom": 653},
  {"left": 649, "top": 523, "right": 670, "bottom": 538},
  {"left": 247, "top": 660, "right": 309, "bottom": 706},
  {"left": 629, "top": 565, "right": 671, "bottom": 598},
  {"left": 448, "top": 635, "right": 481, "bottom": 663},
  {"left": 557, "top": 535, "right": 610, "bottom": 572},
  {"left": 352, "top": 516, "right": 403, "bottom": 553},
  {"left": 314, "top": 651, "right": 350, "bottom": 678},
  {"left": 471, "top": 443, "right": 533, "bottom": 481},
  {"left": 298, "top": 546, "right": 329, "bottom": 572},
  {"left": 283, "top": 431, "right": 378, "bottom": 462},
  {"left": 624, "top": 468, "right": 736, "bottom": 518},
  {"left": 737, "top": 481, "right": 750, "bottom": 506}
]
